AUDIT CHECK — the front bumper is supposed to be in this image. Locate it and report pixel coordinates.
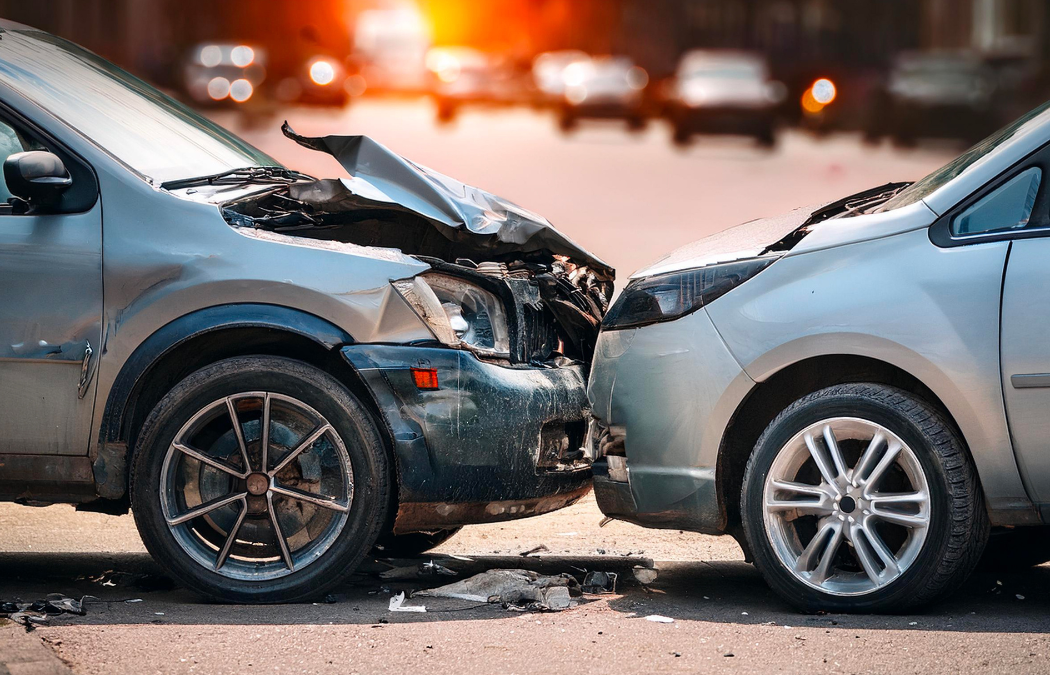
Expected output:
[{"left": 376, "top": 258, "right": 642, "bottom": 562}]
[
  {"left": 586, "top": 308, "right": 754, "bottom": 534},
  {"left": 341, "top": 344, "right": 592, "bottom": 533}
]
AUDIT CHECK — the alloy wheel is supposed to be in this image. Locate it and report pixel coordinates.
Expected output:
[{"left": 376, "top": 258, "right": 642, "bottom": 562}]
[
  {"left": 762, "top": 417, "right": 930, "bottom": 596},
  {"left": 159, "top": 392, "right": 354, "bottom": 581}
]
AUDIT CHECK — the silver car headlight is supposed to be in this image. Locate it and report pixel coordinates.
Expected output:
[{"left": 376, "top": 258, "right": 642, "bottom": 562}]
[
  {"left": 601, "top": 257, "right": 777, "bottom": 330},
  {"left": 393, "top": 274, "right": 510, "bottom": 355}
]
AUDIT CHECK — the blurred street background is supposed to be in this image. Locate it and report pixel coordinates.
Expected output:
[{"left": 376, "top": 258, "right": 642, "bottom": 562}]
[{"left": 2, "top": 0, "right": 1048, "bottom": 277}]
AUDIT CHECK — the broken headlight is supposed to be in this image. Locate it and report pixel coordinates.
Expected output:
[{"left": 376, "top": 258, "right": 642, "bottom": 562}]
[
  {"left": 601, "top": 257, "right": 777, "bottom": 330},
  {"left": 393, "top": 274, "right": 510, "bottom": 355}
]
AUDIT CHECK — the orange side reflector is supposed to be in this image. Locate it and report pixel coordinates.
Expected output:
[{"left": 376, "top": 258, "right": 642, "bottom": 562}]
[{"left": 411, "top": 367, "right": 439, "bottom": 390}]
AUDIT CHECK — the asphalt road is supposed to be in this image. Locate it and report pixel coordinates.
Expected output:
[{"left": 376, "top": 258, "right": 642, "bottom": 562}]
[{"left": 7, "top": 99, "right": 1040, "bottom": 675}]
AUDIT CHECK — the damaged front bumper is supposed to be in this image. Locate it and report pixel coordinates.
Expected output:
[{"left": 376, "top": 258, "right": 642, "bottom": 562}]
[{"left": 342, "top": 344, "right": 593, "bottom": 534}]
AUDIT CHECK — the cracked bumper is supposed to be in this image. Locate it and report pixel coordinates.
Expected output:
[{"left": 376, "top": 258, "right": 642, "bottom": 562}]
[{"left": 341, "top": 344, "right": 592, "bottom": 533}]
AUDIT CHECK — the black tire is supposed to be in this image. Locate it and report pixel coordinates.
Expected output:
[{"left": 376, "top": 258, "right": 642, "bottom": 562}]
[
  {"left": 626, "top": 115, "right": 647, "bottom": 132},
  {"left": 755, "top": 126, "right": 777, "bottom": 149},
  {"left": 671, "top": 123, "right": 692, "bottom": 147},
  {"left": 131, "top": 356, "right": 391, "bottom": 603},
  {"left": 373, "top": 528, "right": 463, "bottom": 558},
  {"left": 741, "top": 383, "right": 988, "bottom": 613},
  {"left": 558, "top": 109, "right": 578, "bottom": 133},
  {"left": 978, "top": 527, "right": 1050, "bottom": 572}
]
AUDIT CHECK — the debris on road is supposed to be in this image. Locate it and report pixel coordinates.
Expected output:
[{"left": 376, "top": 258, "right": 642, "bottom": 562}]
[
  {"left": 416, "top": 569, "right": 580, "bottom": 611},
  {"left": 1, "top": 594, "right": 90, "bottom": 632},
  {"left": 581, "top": 571, "right": 618, "bottom": 594},
  {"left": 519, "top": 544, "right": 550, "bottom": 557},
  {"left": 645, "top": 615, "right": 675, "bottom": 624},
  {"left": 632, "top": 566, "right": 658, "bottom": 585},
  {"left": 388, "top": 592, "right": 427, "bottom": 613}
]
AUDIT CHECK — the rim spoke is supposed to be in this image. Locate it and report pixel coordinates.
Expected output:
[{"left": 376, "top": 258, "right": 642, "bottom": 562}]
[
  {"left": 269, "top": 424, "right": 332, "bottom": 477},
  {"left": 167, "top": 491, "right": 246, "bottom": 526},
  {"left": 863, "top": 441, "right": 902, "bottom": 494},
  {"left": 214, "top": 497, "right": 248, "bottom": 570},
  {"left": 852, "top": 432, "right": 886, "bottom": 484},
  {"left": 266, "top": 492, "right": 295, "bottom": 571},
  {"left": 862, "top": 522, "right": 901, "bottom": 577},
  {"left": 796, "top": 520, "right": 843, "bottom": 584},
  {"left": 270, "top": 483, "right": 350, "bottom": 512},
  {"left": 870, "top": 492, "right": 929, "bottom": 529},
  {"left": 225, "top": 397, "right": 253, "bottom": 474},
  {"left": 804, "top": 432, "right": 842, "bottom": 491},
  {"left": 810, "top": 523, "right": 845, "bottom": 585},
  {"left": 822, "top": 425, "right": 850, "bottom": 483},
  {"left": 261, "top": 393, "right": 272, "bottom": 474},
  {"left": 173, "top": 442, "right": 247, "bottom": 479},
  {"left": 766, "top": 480, "right": 834, "bottom": 515},
  {"left": 851, "top": 525, "right": 887, "bottom": 586}
]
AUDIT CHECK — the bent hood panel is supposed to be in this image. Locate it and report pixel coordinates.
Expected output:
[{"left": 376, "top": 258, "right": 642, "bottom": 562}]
[{"left": 282, "top": 123, "right": 613, "bottom": 278}]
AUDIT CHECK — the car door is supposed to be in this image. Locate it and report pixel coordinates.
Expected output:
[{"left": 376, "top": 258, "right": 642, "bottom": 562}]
[
  {"left": 0, "top": 110, "right": 102, "bottom": 456},
  {"left": 984, "top": 156, "right": 1050, "bottom": 508}
]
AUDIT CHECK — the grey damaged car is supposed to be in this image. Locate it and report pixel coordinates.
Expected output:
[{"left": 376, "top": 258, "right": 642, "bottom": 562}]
[
  {"left": 589, "top": 101, "right": 1050, "bottom": 612},
  {"left": 0, "top": 22, "right": 612, "bottom": 602}
]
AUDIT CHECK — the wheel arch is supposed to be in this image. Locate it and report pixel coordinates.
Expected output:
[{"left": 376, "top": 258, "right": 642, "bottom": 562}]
[
  {"left": 715, "top": 353, "right": 970, "bottom": 548},
  {"left": 92, "top": 304, "right": 396, "bottom": 508}
]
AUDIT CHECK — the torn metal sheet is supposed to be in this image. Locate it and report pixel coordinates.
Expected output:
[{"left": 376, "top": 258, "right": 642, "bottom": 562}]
[
  {"left": 1, "top": 594, "right": 89, "bottom": 632},
  {"left": 415, "top": 569, "right": 581, "bottom": 611},
  {"left": 388, "top": 592, "right": 426, "bottom": 613},
  {"left": 279, "top": 122, "right": 613, "bottom": 277}
]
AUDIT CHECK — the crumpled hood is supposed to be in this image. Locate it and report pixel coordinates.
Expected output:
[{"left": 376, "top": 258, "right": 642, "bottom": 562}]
[
  {"left": 281, "top": 123, "right": 613, "bottom": 279},
  {"left": 631, "top": 204, "right": 817, "bottom": 278}
]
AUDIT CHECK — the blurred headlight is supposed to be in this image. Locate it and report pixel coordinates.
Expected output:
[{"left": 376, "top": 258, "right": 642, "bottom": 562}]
[
  {"left": 393, "top": 274, "right": 510, "bottom": 355},
  {"left": 602, "top": 257, "right": 777, "bottom": 330},
  {"left": 310, "top": 60, "right": 336, "bottom": 86},
  {"left": 626, "top": 66, "right": 649, "bottom": 90},
  {"left": 230, "top": 78, "right": 253, "bottom": 102},
  {"left": 231, "top": 45, "right": 255, "bottom": 67}
]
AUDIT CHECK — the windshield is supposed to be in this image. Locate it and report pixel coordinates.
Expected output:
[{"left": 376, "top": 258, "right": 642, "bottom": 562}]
[
  {"left": 0, "top": 29, "right": 278, "bottom": 185},
  {"left": 881, "top": 100, "right": 1050, "bottom": 210}
]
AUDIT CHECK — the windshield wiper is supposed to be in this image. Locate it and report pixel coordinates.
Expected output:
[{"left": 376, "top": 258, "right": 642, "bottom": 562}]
[{"left": 161, "top": 166, "right": 312, "bottom": 191}]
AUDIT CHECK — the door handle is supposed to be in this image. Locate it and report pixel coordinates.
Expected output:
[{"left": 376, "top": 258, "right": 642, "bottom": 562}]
[
  {"left": 78, "top": 341, "right": 93, "bottom": 399},
  {"left": 1010, "top": 373, "right": 1050, "bottom": 389}
]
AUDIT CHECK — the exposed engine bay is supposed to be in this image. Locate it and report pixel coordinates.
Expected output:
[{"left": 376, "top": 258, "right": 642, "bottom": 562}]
[{"left": 221, "top": 123, "right": 614, "bottom": 365}]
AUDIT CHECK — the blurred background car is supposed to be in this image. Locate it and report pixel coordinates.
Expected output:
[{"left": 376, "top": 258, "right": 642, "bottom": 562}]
[
  {"left": 558, "top": 55, "right": 649, "bottom": 133},
  {"left": 666, "top": 50, "right": 784, "bottom": 147},
  {"left": 426, "top": 46, "right": 528, "bottom": 123},
  {"left": 532, "top": 49, "right": 589, "bottom": 106},
  {"left": 352, "top": 6, "right": 431, "bottom": 95},
  {"left": 272, "top": 52, "right": 352, "bottom": 107},
  {"left": 181, "top": 42, "right": 267, "bottom": 107},
  {"left": 866, "top": 51, "right": 998, "bottom": 146}
]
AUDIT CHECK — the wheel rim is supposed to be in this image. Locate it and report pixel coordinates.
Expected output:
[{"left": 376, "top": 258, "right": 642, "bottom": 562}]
[
  {"left": 159, "top": 392, "right": 354, "bottom": 581},
  {"left": 762, "top": 417, "right": 931, "bottom": 596}
]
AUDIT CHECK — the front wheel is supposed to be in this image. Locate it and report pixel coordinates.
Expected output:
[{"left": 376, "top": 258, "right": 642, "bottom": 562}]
[
  {"left": 131, "top": 356, "right": 391, "bottom": 603},
  {"left": 741, "top": 383, "right": 987, "bottom": 613}
]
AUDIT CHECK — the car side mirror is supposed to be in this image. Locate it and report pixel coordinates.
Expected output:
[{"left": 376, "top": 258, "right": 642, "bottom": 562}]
[{"left": 3, "top": 150, "right": 72, "bottom": 209}]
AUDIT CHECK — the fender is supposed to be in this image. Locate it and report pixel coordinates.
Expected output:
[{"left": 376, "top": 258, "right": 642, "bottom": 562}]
[{"left": 91, "top": 304, "right": 354, "bottom": 500}]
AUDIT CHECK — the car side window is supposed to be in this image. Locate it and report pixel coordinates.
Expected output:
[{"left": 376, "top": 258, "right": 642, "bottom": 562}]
[{"left": 951, "top": 167, "right": 1042, "bottom": 237}]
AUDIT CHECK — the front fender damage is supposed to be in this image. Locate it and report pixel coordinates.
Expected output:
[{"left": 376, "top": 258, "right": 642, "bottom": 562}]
[{"left": 222, "top": 124, "right": 613, "bottom": 363}]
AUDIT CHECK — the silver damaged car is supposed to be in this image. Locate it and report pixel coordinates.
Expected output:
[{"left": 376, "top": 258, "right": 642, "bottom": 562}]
[
  {"left": 589, "top": 101, "right": 1050, "bottom": 612},
  {"left": 0, "top": 22, "right": 612, "bottom": 602}
]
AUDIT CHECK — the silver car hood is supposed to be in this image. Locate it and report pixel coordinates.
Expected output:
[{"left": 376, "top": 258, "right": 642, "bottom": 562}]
[
  {"left": 631, "top": 195, "right": 937, "bottom": 279},
  {"left": 631, "top": 204, "right": 817, "bottom": 278},
  {"left": 281, "top": 123, "right": 613, "bottom": 278}
]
